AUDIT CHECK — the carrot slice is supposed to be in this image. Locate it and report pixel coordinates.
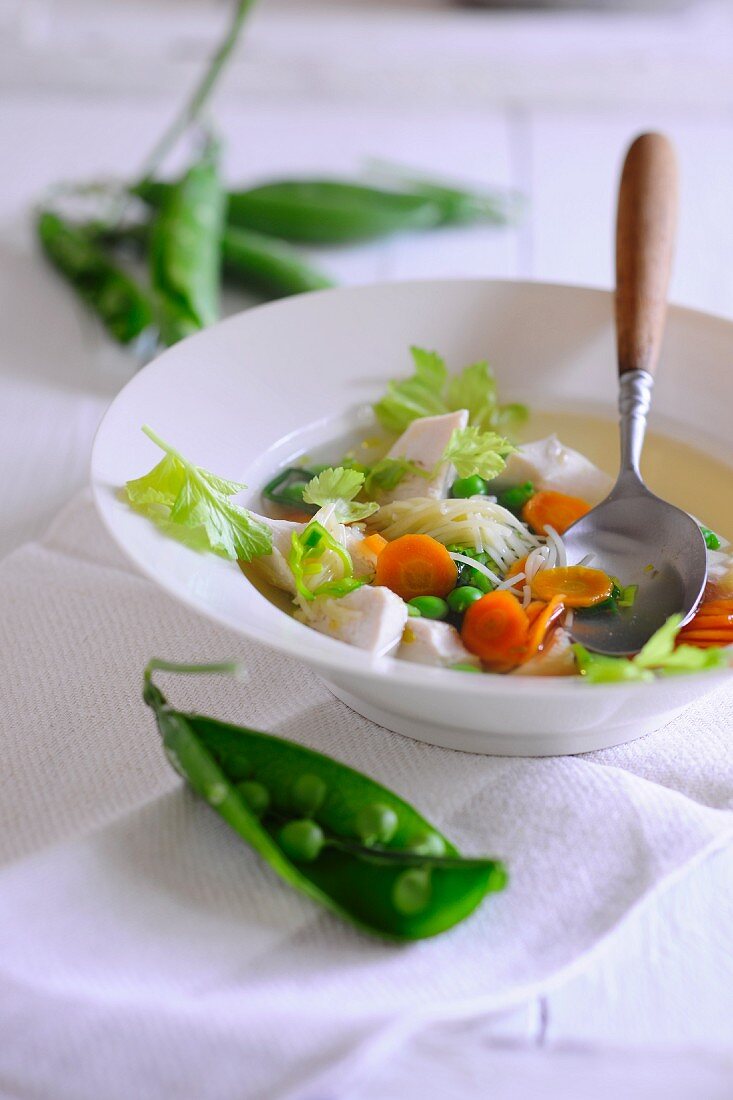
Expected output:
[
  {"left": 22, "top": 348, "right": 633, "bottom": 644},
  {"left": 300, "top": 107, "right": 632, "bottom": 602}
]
[
  {"left": 522, "top": 491, "right": 591, "bottom": 535},
  {"left": 676, "top": 598, "right": 733, "bottom": 648},
  {"left": 361, "top": 533, "right": 389, "bottom": 559},
  {"left": 461, "top": 591, "right": 530, "bottom": 668},
  {"left": 374, "top": 533, "right": 457, "bottom": 601},
  {"left": 505, "top": 555, "right": 528, "bottom": 590},
  {"left": 524, "top": 595, "right": 565, "bottom": 659},
  {"left": 531, "top": 566, "right": 613, "bottom": 608}
]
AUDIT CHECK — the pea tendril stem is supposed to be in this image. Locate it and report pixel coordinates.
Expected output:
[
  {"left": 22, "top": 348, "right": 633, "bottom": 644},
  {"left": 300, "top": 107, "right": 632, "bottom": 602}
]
[{"left": 137, "top": 0, "right": 256, "bottom": 185}]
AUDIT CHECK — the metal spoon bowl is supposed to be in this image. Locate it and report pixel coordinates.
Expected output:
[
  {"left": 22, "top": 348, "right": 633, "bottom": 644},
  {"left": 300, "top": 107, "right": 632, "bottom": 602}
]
[{"left": 565, "top": 133, "right": 708, "bottom": 656}]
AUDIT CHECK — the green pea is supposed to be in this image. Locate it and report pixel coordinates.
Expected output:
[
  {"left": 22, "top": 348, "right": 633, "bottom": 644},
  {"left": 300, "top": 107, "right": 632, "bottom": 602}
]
[
  {"left": 278, "top": 819, "right": 325, "bottom": 862},
  {"left": 406, "top": 830, "right": 447, "bottom": 857},
  {"left": 392, "top": 869, "right": 432, "bottom": 915},
  {"left": 450, "top": 663, "right": 482, "bottom": 673},
  {"left": 447, "top": 585, "right": 483, "bottom": 613},
  {"left": 237, "top": 780, "right": 270, "bottom": 817},
  {"left": 407, "top": 603, "right": 422, "bottom": 618},
  {"left": 355, "top": 802, "right": 399, "bottom": 846},
  {"left": 291, "top": 773, "right": 327, "bottom": 815},
  {"left": 408, "top": 596, "right": 449, "bottom": 620},
  {"left": 451, "top": 475, "right": 488, "bottom": 499},
  {"left": 497, "top": 481, "right": 535, "bottom": 515}
]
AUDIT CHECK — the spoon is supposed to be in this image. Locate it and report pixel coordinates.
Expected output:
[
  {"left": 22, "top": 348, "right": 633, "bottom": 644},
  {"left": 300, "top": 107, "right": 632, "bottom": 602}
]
[{"left": 563, "top": 132, "right": 707, "bottom": 656}]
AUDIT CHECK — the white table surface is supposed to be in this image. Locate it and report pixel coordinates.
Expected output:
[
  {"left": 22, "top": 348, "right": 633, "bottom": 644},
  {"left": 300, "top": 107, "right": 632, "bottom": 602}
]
[{"left": 2, "top": 0, "right": 733, "bottom": 1091}]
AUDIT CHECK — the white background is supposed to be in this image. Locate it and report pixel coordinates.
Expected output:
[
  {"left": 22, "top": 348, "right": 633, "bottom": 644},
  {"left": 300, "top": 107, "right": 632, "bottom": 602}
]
[{"left": 2, "top": 0, "right": 733, "bottom": 1085}]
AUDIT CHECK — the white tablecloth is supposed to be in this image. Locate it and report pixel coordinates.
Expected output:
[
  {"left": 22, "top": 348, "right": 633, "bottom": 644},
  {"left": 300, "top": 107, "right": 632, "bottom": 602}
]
[{"left": 0, "top": 492, "right": 731, "bottom": 1099}]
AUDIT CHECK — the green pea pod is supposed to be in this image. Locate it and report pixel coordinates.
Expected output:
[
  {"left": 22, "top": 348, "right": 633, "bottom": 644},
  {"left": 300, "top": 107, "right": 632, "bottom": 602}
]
[
  {"left": 222, "top": 226, "right": 334, "bottom": 297},
  {"left": 149, "top": 147, "right": 225, "bottom": 345},
  {"left": 37, "top": 210, "right": 154, "bottom": 345},
  {"left": 144, "top": 661, "right": 507, "bottom": 941},
  {"left": 136, "top": 178, "right": 442, "bottom": 244}
]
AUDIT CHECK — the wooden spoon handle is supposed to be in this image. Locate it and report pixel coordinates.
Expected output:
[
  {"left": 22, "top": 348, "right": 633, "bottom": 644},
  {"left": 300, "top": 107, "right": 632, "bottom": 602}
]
[{"left": 615, "top": 132, "right": 678, "bottom": 376}]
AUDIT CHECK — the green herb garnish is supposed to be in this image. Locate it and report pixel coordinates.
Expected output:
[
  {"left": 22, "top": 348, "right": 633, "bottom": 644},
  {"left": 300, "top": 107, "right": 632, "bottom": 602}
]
[
  {"left": 442, "top": 425, "right": 515, "bottom": 481},
  {"left": 700, "top": 526, "right": 721, "bottom": 551},
  {"left": 302, "top": 467, "right": 378, "bottom": 523},
  {"left": 573, "top": 613, "right": 729, "bottom": 683},
  {"left": 373, "top": 347, "right": 527, "bottom": 437},
  {"left": 124, "top": 426, "right": 271, "bottom": 561}
]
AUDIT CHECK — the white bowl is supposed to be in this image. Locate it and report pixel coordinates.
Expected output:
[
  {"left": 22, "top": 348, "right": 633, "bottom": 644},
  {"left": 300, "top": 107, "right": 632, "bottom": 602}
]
[{"left": 91, "top": 279, "right": 732, "bottom": 756}]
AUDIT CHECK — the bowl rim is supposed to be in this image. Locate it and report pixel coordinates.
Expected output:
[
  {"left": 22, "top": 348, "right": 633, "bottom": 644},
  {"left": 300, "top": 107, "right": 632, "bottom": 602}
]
[{"left": 90, "top": 276, "right": 733, "bottom": 701}]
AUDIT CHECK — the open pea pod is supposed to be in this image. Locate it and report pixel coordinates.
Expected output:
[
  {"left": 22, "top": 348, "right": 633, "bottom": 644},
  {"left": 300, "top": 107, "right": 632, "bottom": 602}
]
[{"left": 144, "top": 661, "right": 507, "bottom": 941}]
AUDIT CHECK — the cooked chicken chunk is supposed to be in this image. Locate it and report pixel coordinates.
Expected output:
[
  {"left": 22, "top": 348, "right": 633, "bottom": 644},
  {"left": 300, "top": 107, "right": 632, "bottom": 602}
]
[
  {"left": 491, "top": 436, "right": 612, "bottom": 506},
  {"left": 397, "top": 618, "right": 480, "bottom": 668},
  {"left": 246, "top": 516, "right": 303, "bottom": 593},
  {"left": 511, "top": 628, "right": 576, "bottom": 677},
  {"left": 247, "top": 514, "right": 378, "bottom": 594},
  {"left": 379, "top": 410, "right": 469, "bottom": 503},
  {"left": 299, "top": 584, "right": 407, "bottom": 655}
]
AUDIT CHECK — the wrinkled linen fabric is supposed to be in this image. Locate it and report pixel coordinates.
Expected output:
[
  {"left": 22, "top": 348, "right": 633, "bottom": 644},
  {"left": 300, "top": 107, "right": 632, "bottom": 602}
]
[{"left": 0, "top": 493, "right": 731, "bottom": 1100}]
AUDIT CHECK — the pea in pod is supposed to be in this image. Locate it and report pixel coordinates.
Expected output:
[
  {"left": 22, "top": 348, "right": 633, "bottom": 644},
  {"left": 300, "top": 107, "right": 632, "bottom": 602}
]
[
  {"left": 149, "top": 145, "right": 225, "bottom": 346},
  {"left": 37, "top": 210, "right": 154, "bottom": 345},
  {"left": 144, "top": 660, "right": 507, "bottom": 941}
]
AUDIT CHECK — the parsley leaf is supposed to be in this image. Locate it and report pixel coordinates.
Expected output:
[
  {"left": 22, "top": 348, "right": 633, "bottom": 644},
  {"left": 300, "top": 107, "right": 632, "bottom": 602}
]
[
  {"left": 442, "top": 426, "right": 515, "bottom": 481},
  {"left": 302, "top": 466, "right": 378, "bottom": 523},
  {"left": 125, "top": 426, "right": 272, "bottom": 562},
  {"left": 573, "top": 613, "right": 729, "bottom": 683}
]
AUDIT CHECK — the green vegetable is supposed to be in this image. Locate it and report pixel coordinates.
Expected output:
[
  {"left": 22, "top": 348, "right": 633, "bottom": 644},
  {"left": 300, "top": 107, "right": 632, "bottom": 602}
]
[
  {"left": 497, "top": 482, "right": 535, "bottom": 515},
  {"left": 406, "top": 831, "right": 447, "bottom": 857},
  {"left": 573, "top": 613, "right": 729, "bottom": 683},
  {"left": 288, "top": 521, "right": 363, "bottom": 602},
  {"left": 447, "top": 586, "right": 484, "bottom": 614},
  {"left": 407, "top": 604, "right": 422, "bottom": 618},
  {"left": 408, "top": 596, "right": 450, "bottom": 620},
  {"left": 222, "top": 225, "right": 334, "bottom": 298},
  {"left": 363, "top": 457, "right": 430, "bottom": 497},
  {"left": 373, "top": 347, "right": 527, "bottom": 438},
  {"left": 149, "top": 145, "right": 226, "bottom": 345},
  {"left": 443, "top": 426, "right": 514, "bottom": 481},
  {"left": 144, "top": 659, "right": 507, "bottom": 940},
  {"left": 124, "top": 425, "right": 272, "bottom": 561},
  {"left": 700, "top": 526, "right": 721, "bottom": 551},
  {"left": 261, "top": 466, "right": 319, "bottom": 513},
  {"left": 392, "top": 869, "right": 432, "bottom": 916},
  {"left": 447, "top": 545, "right": 499, "bottom": 594},
  {"left": 238, "top": 780, "right": 270, "bottom": 817},
  {"left": 617, "top": 584, "right": 638, "bottom": 609},
  {"left": 365, "top": 159, "right": 520, "bottom": 226},
  {"left": 302, "top": 467, "right": 378, "bottom": 523},
  {"left": 355, "top": 802, "right": 399, "bottom": 846},
  {"left": 37, "top": 210, "right": 154, "bottom": 345},
  {"left": 279, "top": 819, "right": 325, "bottom": 863},
  {"left": 291, "top": 773, "right": 328, "bottom": 816},
  {"left": 136, "top": 0, "right": 256, "bottom": 185},
  {"left": 450, "top": 662, "right": 482, "bottom": 673},
  {"left": 451, "top": 475, "right": 489, "bottom": 499}
]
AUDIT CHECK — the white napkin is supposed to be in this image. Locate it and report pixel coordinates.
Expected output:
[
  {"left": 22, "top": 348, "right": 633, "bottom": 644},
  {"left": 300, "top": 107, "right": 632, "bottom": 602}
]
[{"left": 1, "top": 493, "right": 732, "bottom": 1100}]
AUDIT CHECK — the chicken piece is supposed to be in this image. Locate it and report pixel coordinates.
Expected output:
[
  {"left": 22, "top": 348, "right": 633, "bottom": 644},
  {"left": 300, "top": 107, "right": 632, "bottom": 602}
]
[
  {"left": 299, "top": 584, "right": 407, "bottom": 656},
  {"left": 247, "top": 516, "right": 303, "bottom": 593},
  {"left": 247, "top": 513, "right": 379, "bottom": 594},
  {"left": 397, "top": 618, "right": 480, "bottom": 669},
  {"left": 379, "top": 410, "right": 469, "bottom": 503},
  {"left": 511, "top": 628, "right": 577, "bottom": 677},
  {"left": 491, "top": 436, "right": 613, "bottom": 506},
  {"left": 342, "top": 526, "right": 379, "bottom": 581}
]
